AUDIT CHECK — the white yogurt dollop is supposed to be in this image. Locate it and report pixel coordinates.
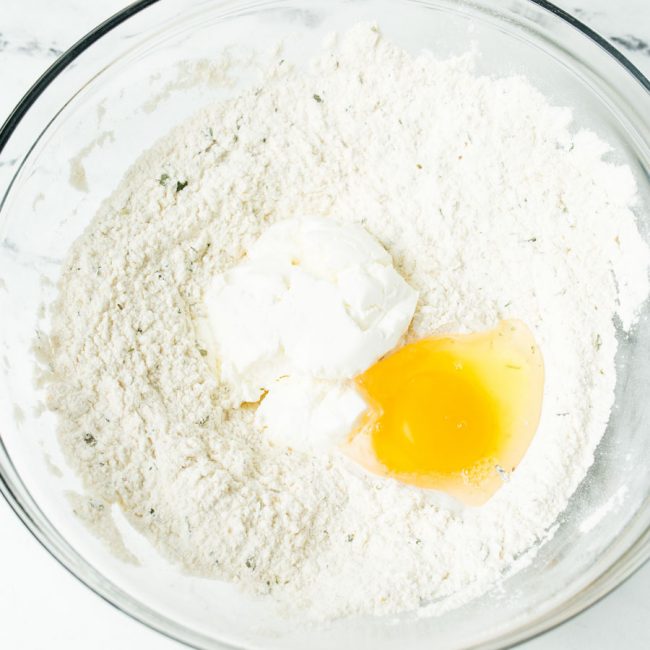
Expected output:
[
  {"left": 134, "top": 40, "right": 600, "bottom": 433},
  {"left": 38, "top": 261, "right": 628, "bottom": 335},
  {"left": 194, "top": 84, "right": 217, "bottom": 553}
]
[{"left": 204, "top": 216, "right": 418, "bottom": 450}]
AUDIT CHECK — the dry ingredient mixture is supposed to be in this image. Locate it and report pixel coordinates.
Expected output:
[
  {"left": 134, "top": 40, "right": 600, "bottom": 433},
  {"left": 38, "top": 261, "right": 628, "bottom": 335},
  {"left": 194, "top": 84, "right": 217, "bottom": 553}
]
[{"left": 43, "top": 25, "right": 649, "bottom": 619}]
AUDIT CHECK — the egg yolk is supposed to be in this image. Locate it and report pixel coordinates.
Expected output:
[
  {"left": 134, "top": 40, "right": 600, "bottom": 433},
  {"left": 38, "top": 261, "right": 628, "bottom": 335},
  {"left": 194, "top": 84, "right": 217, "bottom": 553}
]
[{"left": 343, "top": 320, "right": 544, "bottom": 505}]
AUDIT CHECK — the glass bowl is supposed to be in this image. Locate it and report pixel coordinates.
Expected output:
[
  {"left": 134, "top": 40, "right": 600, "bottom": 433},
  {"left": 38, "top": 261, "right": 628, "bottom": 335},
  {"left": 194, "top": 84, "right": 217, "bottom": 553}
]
[{"left": 0, "top": 1, "right": 648, "bottom": 648}]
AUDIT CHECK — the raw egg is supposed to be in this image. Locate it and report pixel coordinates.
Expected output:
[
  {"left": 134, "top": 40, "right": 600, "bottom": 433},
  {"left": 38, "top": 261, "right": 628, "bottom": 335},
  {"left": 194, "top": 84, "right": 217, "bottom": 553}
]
[{"left": 343, "top": 320, "right": 544, "bottom": 505}]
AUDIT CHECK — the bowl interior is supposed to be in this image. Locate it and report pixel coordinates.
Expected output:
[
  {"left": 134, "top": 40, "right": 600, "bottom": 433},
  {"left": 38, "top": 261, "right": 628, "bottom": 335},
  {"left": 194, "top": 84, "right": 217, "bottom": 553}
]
[{"left": 0, "top": 1, "right": 649, "bottom": 649}]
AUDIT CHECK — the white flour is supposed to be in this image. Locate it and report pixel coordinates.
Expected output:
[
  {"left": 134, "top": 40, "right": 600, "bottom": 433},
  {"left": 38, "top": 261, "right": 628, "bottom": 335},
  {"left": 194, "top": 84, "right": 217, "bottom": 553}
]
[{"left": 44, "top": 25, "right": 649, "bottom": 619}]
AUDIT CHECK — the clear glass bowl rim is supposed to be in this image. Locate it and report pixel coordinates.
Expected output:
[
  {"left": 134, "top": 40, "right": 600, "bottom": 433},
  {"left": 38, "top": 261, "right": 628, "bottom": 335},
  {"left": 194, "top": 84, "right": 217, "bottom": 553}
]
[{"left": 0, "top": 1, "right": 648, "bottom": 649}]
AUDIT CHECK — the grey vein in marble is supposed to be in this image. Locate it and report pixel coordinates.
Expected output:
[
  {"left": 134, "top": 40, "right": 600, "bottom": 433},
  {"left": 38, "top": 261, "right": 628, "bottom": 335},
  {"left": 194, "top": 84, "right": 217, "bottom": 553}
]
[
  {"left": 0, "top": 32, "right": 62, "bottom": 58},
  {"left": 611, "top": 35, "right": 650, "bottom": 56}
]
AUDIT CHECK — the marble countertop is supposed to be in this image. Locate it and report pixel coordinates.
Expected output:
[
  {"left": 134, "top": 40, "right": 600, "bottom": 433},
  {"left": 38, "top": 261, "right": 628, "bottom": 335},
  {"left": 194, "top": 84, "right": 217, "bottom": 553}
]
[{"left": 1, "top": 1, "right": 648, "bottom": 649}]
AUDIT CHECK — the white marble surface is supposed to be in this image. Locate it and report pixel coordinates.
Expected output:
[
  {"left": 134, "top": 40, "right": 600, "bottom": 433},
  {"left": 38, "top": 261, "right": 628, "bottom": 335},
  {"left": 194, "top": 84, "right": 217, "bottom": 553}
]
[{"left": 0, "top": 1, "right": 648, "bottom": 648}]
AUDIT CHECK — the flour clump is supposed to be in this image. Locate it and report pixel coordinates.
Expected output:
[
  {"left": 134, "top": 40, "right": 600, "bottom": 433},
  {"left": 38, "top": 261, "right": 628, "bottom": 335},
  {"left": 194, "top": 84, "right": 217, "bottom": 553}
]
[{"left": 44, "top": 24, "right": 649, "bottom": 619}]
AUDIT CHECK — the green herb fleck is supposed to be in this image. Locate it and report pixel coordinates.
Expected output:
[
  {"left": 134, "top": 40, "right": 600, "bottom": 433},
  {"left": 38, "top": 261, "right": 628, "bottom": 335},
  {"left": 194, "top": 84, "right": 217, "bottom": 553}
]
[
  {"left": 199, "top": 348, "right": 208, "bottom": 357},
  {"left": 594, "top": 334, "right": 602, "bottom": 350},
  {"left": 416, "top": 163, "right": 423, "bottom": 169},
  {"left": 245, "top": 556, "right": 256, "bottom": 570},
  {"left": 117, "top": 303, "right": 124, "bottom": 310},
  {"left": 175, "top": 180, "right": 188, "bottom": 193},
  {"left": 527, "top": 237, "right": 537, "bottom": 243},
  {"left": 346, "top": 533, "right": 355, "bottom": 542},
  {"left": 313, "top": 94, "right": 323, "bottom": 103},
  {"left": 83, "top": 433, "right": 96, "bottom": 446},
  {"left": 505, "top": 363, "right": 521, "bottom": 370},
  {"left": 158, "top": 173, "right": 170, "bottom": 186}
]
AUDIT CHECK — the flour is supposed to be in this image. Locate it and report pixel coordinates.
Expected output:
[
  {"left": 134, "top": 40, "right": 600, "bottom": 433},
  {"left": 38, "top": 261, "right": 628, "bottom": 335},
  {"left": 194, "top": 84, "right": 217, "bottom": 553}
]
[{"left": 43, "top": 24, "right": 649, "bottom": 620}]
